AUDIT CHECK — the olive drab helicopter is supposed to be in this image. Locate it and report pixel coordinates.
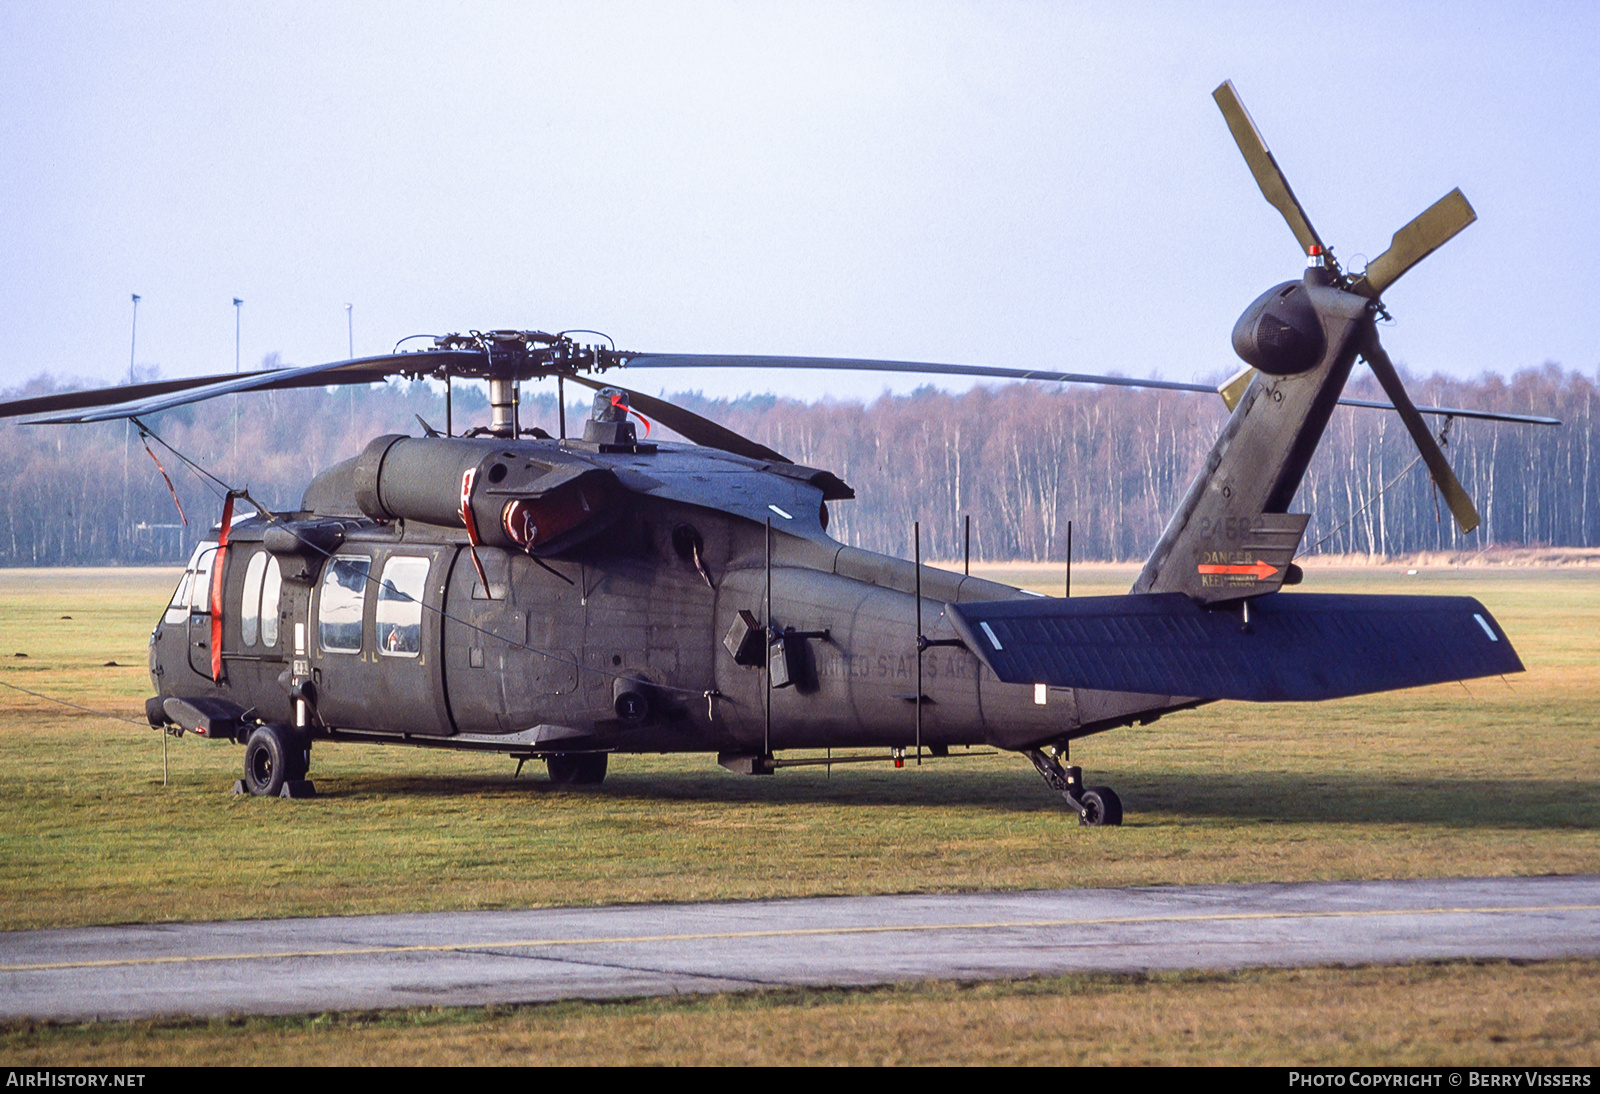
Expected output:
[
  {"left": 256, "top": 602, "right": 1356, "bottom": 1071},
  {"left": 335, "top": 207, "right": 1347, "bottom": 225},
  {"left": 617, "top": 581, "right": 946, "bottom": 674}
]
[{"left": 1, "top": 82, "right": 1558, "bottom": 824}]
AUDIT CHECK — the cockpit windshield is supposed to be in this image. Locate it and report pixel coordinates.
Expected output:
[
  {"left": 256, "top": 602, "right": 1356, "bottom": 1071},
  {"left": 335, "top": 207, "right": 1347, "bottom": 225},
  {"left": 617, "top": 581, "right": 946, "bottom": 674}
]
[{"left": 164, "top": 540, "right": 218, "bottom": 625}]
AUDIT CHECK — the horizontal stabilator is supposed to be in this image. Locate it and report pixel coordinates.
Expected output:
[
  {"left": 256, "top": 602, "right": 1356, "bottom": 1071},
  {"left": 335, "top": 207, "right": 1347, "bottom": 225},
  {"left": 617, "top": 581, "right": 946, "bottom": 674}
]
[{"left": 947, "top": 592, "right": 1523, "bottom": 703}]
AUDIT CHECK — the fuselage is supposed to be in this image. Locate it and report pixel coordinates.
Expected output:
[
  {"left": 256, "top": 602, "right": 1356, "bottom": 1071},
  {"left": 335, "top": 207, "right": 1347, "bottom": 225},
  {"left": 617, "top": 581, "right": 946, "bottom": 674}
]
[{"left": 148, "top": 435, "right": 1178, "bottom": 757}]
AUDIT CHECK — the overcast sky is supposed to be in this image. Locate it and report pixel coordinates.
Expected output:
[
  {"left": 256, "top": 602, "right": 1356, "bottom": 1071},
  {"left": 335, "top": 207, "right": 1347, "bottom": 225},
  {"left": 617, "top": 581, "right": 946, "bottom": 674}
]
[{"left": 2, "top": 1, "right": 1595, "bottom": 404}]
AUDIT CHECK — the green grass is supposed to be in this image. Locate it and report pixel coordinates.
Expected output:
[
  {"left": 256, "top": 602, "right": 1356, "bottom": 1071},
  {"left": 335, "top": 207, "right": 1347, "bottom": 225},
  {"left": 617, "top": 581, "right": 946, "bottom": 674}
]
[
  {"left": 0, "top": 564, "right": 1595, "bottom": 931},
  {"left": 7, "top": 961, "right": 1599, "bottom": 1066},
  {"left": 1, "top": 564, "right": 1597, "bottom": 1064}
]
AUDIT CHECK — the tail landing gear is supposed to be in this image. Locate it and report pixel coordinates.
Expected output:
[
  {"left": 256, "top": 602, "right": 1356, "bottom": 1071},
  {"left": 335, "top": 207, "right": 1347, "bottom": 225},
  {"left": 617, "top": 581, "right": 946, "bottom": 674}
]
[{"left": 1026, "top": 747, "right": 1122, "bottom": 827}]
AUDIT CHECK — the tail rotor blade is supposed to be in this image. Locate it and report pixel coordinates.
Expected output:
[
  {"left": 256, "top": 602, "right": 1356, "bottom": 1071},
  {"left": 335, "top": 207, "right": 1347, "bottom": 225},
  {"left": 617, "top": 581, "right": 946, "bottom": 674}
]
[
  {"left": 1360, "top": 329, "right": 1481, "bottom": 533},
  {"left": 1213, "top": 80, "right": 1326, "bottom": 258},
  {"left": 1350, "top": 188, "right": 1477, "bottom": 299}
]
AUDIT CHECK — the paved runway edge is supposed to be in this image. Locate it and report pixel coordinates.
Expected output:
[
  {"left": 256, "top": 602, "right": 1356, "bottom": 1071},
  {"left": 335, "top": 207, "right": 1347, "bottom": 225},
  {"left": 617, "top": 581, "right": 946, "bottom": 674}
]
[{"left": 3, "top": 875, "right": 1597, "bottom": 1021}]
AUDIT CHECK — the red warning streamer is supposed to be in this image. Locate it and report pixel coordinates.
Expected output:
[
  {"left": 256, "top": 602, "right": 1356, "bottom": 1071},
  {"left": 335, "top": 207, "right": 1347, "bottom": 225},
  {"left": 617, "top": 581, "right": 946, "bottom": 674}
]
[
  {"left": 140, "top": 436, "right": 188, "bottom": 527},
  {"left": 459, "top": 468, "right": 492, "bottom": 592},
  {"left": 209, "top": 492, "right": 236, "bottom": 682}
]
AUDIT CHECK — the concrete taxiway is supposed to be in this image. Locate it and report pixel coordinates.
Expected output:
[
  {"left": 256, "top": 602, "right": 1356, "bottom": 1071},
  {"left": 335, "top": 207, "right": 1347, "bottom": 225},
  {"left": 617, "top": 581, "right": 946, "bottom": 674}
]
[{"left": 3, "top": 875, "right": 1596, "bottom": 1021}]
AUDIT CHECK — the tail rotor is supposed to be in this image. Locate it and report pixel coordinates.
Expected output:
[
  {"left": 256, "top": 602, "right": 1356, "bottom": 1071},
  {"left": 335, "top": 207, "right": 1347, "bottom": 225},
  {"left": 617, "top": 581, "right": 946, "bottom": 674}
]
[{"left": 1215, "top": 79, "right": 1482, "bottom": 533}]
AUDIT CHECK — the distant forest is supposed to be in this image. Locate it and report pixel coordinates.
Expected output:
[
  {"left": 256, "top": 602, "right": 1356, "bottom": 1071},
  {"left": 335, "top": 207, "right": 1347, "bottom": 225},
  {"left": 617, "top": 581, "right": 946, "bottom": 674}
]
[{"left": 1, "top": 363, "right": 1594, "bottom": 566}]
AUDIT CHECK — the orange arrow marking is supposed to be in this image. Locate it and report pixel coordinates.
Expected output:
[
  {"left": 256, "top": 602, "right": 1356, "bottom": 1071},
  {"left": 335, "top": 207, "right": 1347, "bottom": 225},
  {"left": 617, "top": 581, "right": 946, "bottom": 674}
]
[{"left": 1197, "top": 560, "right": 1279, "bottom": 580}]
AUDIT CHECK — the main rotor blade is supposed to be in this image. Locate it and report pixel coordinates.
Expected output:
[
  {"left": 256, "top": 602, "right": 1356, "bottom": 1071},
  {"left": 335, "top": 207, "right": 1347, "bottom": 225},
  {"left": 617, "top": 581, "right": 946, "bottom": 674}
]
[
  {"left": 624, "top": 353, "right": 1559, "bottom": 426},
  {"left": 1349, "top": 188, "right": 1477, "bottom": 299},
  {"left": 1335, "top": 397, "right": 1558, "bottom": 427},
  {"left": 565, "top": 373, "right": 792, "bottom": 463},
  {"left": 619, "top": 354, "right": 1219, "bottom": 395},
  {"left": 1360, "top": 328, "right": 1481, "bottom": 533},
  {"left": 1212, "top": 80, "right": 1326, "bottom": 258},
  {"left": 0, "top": 368, "right": 281, "bottom": 420},
  {"left": 17, "top": 351, "right": 485, "bottom": 423}
]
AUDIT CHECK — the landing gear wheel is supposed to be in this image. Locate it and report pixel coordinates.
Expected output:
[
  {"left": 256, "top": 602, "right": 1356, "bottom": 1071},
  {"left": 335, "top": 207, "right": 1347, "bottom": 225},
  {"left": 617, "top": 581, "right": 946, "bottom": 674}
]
[
  {"left": 243, "top": 724, "right": 299, "bottom": 797},
  {"left": 1025, "top": 749, "right": 1126, "bottom": 827},
  {"left": 546, "top": 752, "right": 608, "bottom": 786},
  {"left": 1078, "top": 786, "right": 1123, "bottom": 827}
]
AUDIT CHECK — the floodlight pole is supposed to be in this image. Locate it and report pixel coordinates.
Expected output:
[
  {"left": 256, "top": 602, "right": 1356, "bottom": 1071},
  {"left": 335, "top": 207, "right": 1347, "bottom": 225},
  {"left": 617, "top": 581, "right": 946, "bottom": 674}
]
[
  {"left": 764, "top": 517, "right": 772, "bottom": 758},
  {"left": 914, "top": 520, "right": 923, "bottom": 765},
  {"left": 345, "top": 303, "right": 354, "bottom": 432},
  {"left": 130, "top": 294, "right": 142, "bottom": 383},
  {"left": 123, "top": 293, "right": 141, "bottom": 557},
  {"left": 1065, "top": 519, "right": 1072, "bottom": 598},
  {"left": 232, "top": 298, "right": 242, "bottom": 467}
]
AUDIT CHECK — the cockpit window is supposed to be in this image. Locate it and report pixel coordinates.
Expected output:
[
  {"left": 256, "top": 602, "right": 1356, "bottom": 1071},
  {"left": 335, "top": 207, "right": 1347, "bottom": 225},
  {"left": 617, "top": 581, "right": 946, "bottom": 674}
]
[
  {"left": 164, "top": 576, "right": 190, "bottom": 627},
  {"left": 190, "top": 548, "right": 215, "bottom": 614},
  {"left": 260, "top": 556, "right": 282, "bottom": 647},
  {"left": 165, "top": 540, "right": 218, "bottom": 625},
  {"left": 318, "top": 555, "right": 371, "bottom": 653},
  {"left": 240, "top": 552, "right": 268, "bottom": 647}
]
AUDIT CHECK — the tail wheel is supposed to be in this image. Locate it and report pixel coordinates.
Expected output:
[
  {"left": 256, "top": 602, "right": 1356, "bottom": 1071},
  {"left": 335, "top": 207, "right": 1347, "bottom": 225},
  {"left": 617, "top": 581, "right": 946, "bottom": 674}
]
[{"left": 1079, "top": 786, "right": 1123, "bottom": 827}]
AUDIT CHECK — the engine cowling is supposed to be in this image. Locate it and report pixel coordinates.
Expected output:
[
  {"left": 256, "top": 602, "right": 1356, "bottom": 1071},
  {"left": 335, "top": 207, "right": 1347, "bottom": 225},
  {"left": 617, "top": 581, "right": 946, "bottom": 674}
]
[{"left": 351, "top": 435, "right": 619, "bottom": 554}]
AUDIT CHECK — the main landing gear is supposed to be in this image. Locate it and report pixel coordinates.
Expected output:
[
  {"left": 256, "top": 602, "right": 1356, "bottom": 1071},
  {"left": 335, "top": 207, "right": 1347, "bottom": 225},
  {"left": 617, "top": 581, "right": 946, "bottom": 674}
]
[
  {"left": 1026, "top": 746, "right": 1122, "bottom": 827},
  {"left": 239, "top": 723, "right": 316, "bottom": 798},
  {"left": 546, "top": 752, "right": 608, "bottom": 786}
]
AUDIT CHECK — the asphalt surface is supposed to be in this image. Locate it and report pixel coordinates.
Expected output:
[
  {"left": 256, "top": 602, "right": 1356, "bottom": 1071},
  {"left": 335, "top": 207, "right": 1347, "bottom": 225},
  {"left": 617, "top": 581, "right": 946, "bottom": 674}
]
[{"left": 3, "top": 875, "right": 1597, "bottom": 1021}]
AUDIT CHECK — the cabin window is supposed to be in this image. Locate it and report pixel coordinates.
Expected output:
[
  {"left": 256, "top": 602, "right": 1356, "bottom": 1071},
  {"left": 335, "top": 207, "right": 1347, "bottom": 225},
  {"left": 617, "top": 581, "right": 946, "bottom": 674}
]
[
  {"left": 376, "top": 556, "right": 429, "bottom": 657},
  {"left": 239, "top": 551, "right": 284, "bottom": 648},
  {"left": 318, "top": 555, "right": 371, "bottom": 653},
  {"left": 166, "top": 540, "right": 219, "bottom": 625}
]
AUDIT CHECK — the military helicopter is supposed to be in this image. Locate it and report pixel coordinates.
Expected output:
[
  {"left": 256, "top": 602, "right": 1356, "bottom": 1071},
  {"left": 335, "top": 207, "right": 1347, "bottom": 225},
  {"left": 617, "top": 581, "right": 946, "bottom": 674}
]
[{"left": 0, "top": 82, "right": 1556, "bottom": 824}]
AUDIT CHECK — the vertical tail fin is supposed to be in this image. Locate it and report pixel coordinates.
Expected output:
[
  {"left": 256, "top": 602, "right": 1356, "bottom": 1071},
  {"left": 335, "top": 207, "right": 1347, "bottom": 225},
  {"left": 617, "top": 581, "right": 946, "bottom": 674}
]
[{"left": 1133, "top": 274, "right": 1370, "bottom": 600}]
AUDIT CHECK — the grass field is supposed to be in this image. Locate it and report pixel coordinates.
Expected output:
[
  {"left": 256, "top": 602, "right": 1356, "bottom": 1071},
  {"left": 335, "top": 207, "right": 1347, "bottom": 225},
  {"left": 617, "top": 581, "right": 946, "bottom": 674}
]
[
  {"left": 1, "top": 562, "right": 1596, "bottom": 1064},
  {"left": 6, "top": 962, "right": 1598, "bottom": 1066}
]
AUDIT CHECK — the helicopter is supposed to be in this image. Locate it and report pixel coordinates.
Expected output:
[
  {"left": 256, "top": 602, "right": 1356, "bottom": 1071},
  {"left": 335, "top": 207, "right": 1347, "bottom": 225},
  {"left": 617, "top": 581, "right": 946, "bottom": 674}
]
[{"left": 0, "top": 82, "right": 1556, "bottom": 825}]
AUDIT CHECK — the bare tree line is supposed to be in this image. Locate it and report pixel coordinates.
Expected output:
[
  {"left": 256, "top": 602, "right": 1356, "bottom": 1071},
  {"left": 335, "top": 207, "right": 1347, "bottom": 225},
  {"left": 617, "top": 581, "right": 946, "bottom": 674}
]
[{"left": 1, "top": 364, "right": 1593, "bottom": 566}]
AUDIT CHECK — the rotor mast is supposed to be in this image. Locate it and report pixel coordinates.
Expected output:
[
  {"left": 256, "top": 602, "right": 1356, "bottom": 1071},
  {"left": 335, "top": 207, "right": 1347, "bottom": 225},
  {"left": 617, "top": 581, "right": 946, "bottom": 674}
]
[{"left": 488, "top": 378, "right": 518, "bottom": 437}]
